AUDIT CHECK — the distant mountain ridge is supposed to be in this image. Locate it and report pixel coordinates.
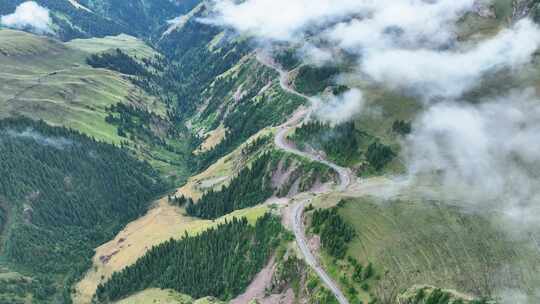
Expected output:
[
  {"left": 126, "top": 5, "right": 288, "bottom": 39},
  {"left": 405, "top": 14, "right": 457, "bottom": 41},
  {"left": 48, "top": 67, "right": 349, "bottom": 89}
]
[{"left": 0, "top": 0, "right": 201, "bottom": 40}]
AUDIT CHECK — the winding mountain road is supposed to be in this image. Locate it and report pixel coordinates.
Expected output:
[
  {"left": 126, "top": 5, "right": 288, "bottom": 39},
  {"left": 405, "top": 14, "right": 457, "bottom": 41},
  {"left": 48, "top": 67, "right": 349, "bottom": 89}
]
[
  {"left": 258, "top": 52, "right": 351, "bottom": 304},
  {"left": 275, "top": 115, "right": 351, "bottom": 304}
]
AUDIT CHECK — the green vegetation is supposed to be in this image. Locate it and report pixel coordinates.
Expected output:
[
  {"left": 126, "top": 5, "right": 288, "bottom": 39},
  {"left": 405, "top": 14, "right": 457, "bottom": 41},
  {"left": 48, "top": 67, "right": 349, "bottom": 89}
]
[
  {"left": 0, "top": 29, "right": 143, "bottom": 144},
  {"left": 308, "top": 203, "right": 377, "bottom": 303},
  {"left": 335, "top": 197, "right": 540, "bottom": 302},
  {"left": 115, "top": 288, "right": 226, "bottom": 304},
  {"left": 493, "top": 0, "right": 514, "bottom": 21},
  {"left": 241, "top": 134, "right": 272, "bottom": 156},
  {"left": 272, "top": 150, "right": 337, "bottom": 196},
  {"left": 0, "top": 30, "right": 199, "bottom": 182},
  {"left": 290, "top": 121, "right": 396, "bottom": 171},
  {"left": 398, "top": 285, "right": 492, "bottom": 304},
  {"left": 187, "top": 153, "right": 274, "bottom": 219},
  {"left": 188, "top": 150, "right": 336, "bottom": 219},
  {"left": 365, "top": 142, "right": 395, "bottom": 172},
  {"left": 0, "top": 118, "right": 165, "bottom": 303},
  {"left": 157, "top": 8, "right": 253, "bottom": 120},
  {"left": 269, "top": 244, "right": 344, "bottom": 304},
  {"left": 0, "top": 30, "right": 169, "bottom": 143},
  {"left": 0, "top": 0, "right": 200, "bottom": 41},
  {"left": 2, "top": 2, "right": 535, "bottom": 303},
  {"left": 293, "top": 65, "right": 340, "bottom": 96},
  {"left": 311, "top": 203, "right": 356, "bottom": 259},
  {"left": 104, "top": 102, "right": 198, "bottom": 181},
  {"left": 96, "top": 214, "right": 283, "bottom": 302},
  {"left": 290, "top": 121, "right": 362, "bottom": 166},
  {"left": 392, "top": 120, "right": 412, "bottom": 136},
  {"left": 66, "top": 34, "right": 157, "bottom": 59},
  {"left": 195, "top": 57, "right": 306, "bottom": 170},
  {"left": 1, "top": 6, "right": 309, "bottom": 181},
  {"left": 87, "top": 49, "right": 149, "bottom": 76},
  {"left": 274, "top": 48, "right": 302, "bottom": 70},
  {"left": 0, "top": 0, "right": 126, "bottom": 40}
]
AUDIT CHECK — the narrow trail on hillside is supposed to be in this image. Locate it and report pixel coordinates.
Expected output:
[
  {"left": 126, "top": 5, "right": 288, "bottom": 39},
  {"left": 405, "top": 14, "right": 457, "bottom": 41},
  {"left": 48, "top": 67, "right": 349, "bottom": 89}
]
[{"left": 257, "top": 52, "right": 351, "bottom": 304}]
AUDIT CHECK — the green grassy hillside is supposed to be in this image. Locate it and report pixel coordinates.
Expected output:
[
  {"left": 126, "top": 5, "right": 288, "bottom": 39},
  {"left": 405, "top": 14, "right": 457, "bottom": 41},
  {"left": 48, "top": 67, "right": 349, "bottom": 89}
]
[
  {"left": 114, "top": 289, "right": 225, "bottom": 304},
  {"left": 0, "top": 118, "right": 166, "bottom": 304},
  {"left": 156, "top": 4, "right": 307, "bottom": 169},
  {"left": 0, "top": 29, "right": 162, "bottom": 143},
  {"left": 0, "top": 29, "right": 196, "bottom": 182},
  {"left": 66, "top": 34, "right": 157, "bottom": 59},
  {"left": 3, "top": 2, "right": 539, "bottom": 304},
  {"left": 316, "top": 198, "right": 540, "bottom": 303}
]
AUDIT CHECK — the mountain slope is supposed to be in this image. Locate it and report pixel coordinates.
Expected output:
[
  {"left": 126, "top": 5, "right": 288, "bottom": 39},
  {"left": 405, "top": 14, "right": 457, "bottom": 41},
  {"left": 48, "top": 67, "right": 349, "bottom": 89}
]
[
  {"left": 0, "top": 29, "right": 162, "bottom": 143},
  {"left": 0, "top": 0, "right": 202, "bottom": 40},
  {"left": 3, "top": 1, "right": 540, "bottom": 304},
  {"left": 0, "top": 29, "right": 197, "bottom": 182},
  {"left": 0, "top": 118, "right": 165, "bottom": 303}
]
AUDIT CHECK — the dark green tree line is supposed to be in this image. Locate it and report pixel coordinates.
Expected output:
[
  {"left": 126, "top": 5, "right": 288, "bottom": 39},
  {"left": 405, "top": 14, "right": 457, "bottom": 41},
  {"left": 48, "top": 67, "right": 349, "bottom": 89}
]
[
  {"left": 87, "top": 49, "right": 149, "bottom": 76},
  {"left": 290, "top": 121, "right": 361, "bottom": 166},
  {"left": 0, "top": 118, "right": 166, "bottom": 302},
  {"left": 95, "top": 214, "right": 283, "bottom": 302},
  {"left": 311, "top": 203, "right": 356, "bottom": 259},
  {"left": 187, "top": 153, "right": 275, "bottom": 219}
]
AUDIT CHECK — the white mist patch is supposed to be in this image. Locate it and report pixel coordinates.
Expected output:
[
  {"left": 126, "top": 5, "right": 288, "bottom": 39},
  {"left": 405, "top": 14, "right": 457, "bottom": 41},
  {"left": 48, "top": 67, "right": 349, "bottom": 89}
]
[
  {"left": 405, "top": 90, "right": 540, "bottom": 234},
  {"left": 6, "top": 128, "right": 73, "bottom": 149},
  {"left": 299, "top": 45, "right": 334, "bottom": 67},
  {"left": 207, "top": 0, "right": 370, "bottom": 41},
  {"left": 209, "top": 0, "right": 540, "bottom": 242},
  {"left": 312, "top": 89, "right": 364, "bottom": 125},
  {"left": 362, "top": 19, "right": 540, "bottom": 99},
  {"left": 209, "top": 0, "right": 475, "bottom": 45},
  {"left": 209, "top": 0, "right": 540, "bottom": 101},
  {"left": 324, "top": 0, "right": 475, "bottom": 51},
  {"left": 1, "top": 1, "right": 52, "bottom": 34}
]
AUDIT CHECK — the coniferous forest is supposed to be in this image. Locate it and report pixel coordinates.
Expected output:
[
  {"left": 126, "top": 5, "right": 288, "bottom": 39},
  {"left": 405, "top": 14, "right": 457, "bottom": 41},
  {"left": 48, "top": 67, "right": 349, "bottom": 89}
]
[
  {"left": 291, "top": 121, "right": 396, "bottom": 171},
  {"left": 96, "top": 214, "right": 283, "bottom": 302},
  {"left": 86, "top": 49, "right": 149, "bottom": 76},
  {"left": 291, "top": 121, "right": 361, "bottom": 166},
  {"left": 0, "top": 118, "right": 165, "bottom": 302},
  {"left": 186, "top": 153, "right": 275, "bottom": 219},
  {"left": 311, "top": 203, "right": 356, "bottom": 259}
]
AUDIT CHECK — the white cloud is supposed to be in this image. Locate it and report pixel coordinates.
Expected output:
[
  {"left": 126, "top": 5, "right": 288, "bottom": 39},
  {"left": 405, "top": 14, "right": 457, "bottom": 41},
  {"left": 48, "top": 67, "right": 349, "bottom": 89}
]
[
  {"left": 362, "top": 19, "right": 540, "bottom": 99},
  {"left": 209, "top": 0, "right": 475, "bottom": 45},
  {"left": 299, "top": 45, "right": 333, "bottom": 67},
  {"left": 207, "top": 0, "right": 371, "bottom": 42},
  {"left": 405, "top": 90, "right": 540, "bottom": 234},
  {"left": 6, "top": 128, "right": 73, "bottom": 149},
  {"left": 208, "top": 0, "right": 540, "bottom": 240},
  {"left": 325, "top": 0, "right": 475, "bottom": 51},
  {"left": 208, "top": 0, "right": 540, "bottom": 100},
  {"left": 312, "top": 89, "right": 364, "bottom": 124},
  {"left": 1, "top": 1, "right": 53, "bottom": 34}
]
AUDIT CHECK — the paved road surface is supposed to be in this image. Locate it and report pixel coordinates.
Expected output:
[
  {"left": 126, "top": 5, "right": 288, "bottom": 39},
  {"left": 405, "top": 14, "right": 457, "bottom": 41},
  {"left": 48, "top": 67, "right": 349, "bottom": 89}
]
[
  {"left": 292, "top": 201, "right": 350, "bottom": 304},
  {"left": 275, "top": 118, "right": 351, "bottom": 304},
  {"left": 258, "top": 52, "right": 351, "bottom": 304}
]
